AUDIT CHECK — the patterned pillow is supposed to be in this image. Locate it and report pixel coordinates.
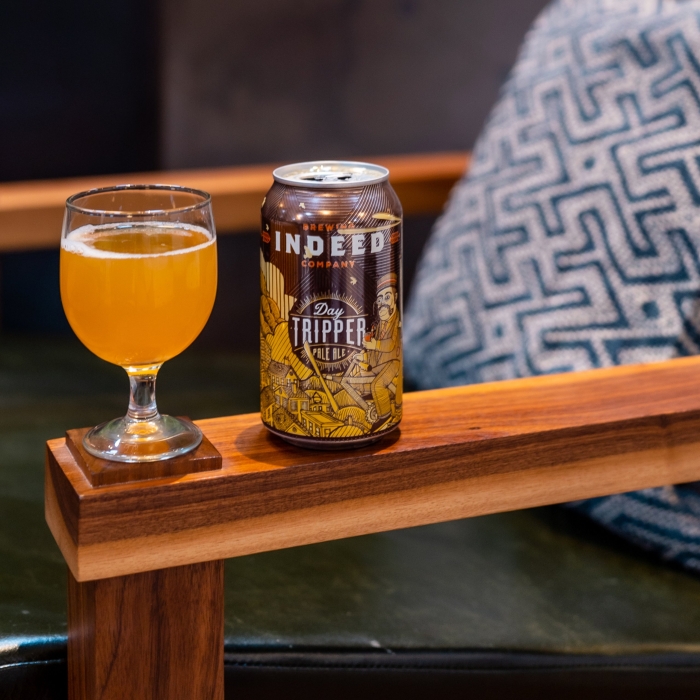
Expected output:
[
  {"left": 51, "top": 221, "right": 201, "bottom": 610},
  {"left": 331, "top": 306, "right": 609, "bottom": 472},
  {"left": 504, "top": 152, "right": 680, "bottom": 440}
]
[{"left": 405, "top": 0, "right": 700, "bottom": 571}]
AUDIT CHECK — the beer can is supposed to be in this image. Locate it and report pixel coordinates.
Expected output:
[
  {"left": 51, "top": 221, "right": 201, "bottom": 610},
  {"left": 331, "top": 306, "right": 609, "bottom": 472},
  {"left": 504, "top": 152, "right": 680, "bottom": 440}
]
[{"left": 260, "top": 161, "right": 403, "bottom": 449}]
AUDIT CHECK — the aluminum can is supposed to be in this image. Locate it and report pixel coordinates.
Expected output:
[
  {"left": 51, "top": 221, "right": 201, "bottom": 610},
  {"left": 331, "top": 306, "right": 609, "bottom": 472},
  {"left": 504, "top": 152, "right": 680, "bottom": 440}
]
[{"left": 260, "top": 161, "right": 403, "bottom": 449}]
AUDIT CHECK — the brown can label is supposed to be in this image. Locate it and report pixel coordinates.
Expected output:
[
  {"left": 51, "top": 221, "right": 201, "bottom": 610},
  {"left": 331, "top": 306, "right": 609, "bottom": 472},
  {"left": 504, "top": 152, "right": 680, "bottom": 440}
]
[{"left": 260, "top": 180, "right": 402, "bottom": 444}]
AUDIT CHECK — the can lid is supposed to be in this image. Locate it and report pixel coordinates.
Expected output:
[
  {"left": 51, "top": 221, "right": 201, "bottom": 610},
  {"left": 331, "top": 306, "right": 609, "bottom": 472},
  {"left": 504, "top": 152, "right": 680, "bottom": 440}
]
[{"left": 272, "top": 160, "right": 389, "bottom": 188}]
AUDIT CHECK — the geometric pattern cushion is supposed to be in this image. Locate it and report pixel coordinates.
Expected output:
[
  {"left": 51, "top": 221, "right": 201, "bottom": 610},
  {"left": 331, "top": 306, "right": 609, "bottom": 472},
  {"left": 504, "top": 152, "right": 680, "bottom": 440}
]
[
  {"left": 569, "top": 485, "right": 700, "bottom": 572},
  {"left": 404, "top": 0, "right": 700, "bottom": 572}
]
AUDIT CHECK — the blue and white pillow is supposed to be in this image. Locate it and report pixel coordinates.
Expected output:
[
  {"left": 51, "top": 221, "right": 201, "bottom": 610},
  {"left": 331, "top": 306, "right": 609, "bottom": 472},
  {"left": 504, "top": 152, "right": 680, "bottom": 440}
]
[{"left": 405, "top": 0, "right": 700, "bottom": 572}]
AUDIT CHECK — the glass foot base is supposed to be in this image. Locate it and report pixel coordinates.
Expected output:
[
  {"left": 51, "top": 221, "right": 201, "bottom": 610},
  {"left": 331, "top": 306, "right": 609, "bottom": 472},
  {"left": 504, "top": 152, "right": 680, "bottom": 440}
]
[{"left": 83, "top": 415, "right": 202, "bottom": 463}]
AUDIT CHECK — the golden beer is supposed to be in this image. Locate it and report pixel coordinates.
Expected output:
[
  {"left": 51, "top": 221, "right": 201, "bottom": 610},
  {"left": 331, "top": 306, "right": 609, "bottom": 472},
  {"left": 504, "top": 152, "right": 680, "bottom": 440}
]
[{"left": 61, "top": 224, "right": 217, "bottom": 367}]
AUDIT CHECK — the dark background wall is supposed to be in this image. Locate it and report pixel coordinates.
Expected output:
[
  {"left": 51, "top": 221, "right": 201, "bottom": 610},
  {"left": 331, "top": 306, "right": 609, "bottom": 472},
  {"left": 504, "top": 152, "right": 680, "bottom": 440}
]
[
  {"left": 160, "top": 0, "right": 549, "bottom": 168},
  {"left": 0, "top": 0, "right": 159, "bottom": 182},
  {"left": 0, "top": 0, "right": 550, "bottom": 349}
]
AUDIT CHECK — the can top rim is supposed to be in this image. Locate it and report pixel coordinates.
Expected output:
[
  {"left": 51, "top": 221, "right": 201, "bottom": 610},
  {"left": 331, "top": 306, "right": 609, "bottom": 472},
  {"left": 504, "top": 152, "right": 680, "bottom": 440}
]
[{"left": 272, "top": 160, "right": 389, "bottom": 188}]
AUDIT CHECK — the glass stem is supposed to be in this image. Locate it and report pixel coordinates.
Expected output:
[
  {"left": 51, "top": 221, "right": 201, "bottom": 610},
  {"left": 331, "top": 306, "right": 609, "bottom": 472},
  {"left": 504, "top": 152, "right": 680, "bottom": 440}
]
[{"left": 126, "top": 366, "right": 162, "bottom": 423}]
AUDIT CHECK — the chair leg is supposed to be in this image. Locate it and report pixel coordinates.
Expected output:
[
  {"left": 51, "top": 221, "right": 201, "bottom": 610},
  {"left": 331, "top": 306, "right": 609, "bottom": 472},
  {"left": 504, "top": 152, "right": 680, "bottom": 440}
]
[{"left": 68, "top": 560, "right": 224, "bottom": 700}]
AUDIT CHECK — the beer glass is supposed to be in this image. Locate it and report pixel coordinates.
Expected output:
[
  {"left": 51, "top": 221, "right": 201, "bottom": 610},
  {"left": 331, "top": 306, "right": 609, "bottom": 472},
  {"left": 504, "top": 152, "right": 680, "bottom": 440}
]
[{"left": 60, "top": 185, "right": 217, "bottom": 462}]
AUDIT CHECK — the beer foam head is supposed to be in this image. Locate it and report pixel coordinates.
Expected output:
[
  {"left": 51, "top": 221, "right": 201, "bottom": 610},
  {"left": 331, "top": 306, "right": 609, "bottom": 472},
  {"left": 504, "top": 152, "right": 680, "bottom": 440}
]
[{"left": 62, "top": 222, "right": 214, "bottom": 259}]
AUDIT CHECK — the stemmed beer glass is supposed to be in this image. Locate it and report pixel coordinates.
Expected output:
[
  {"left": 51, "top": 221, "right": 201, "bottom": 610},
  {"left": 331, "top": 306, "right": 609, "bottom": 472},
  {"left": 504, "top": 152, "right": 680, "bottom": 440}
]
[{"left": 60, "top": 185, "right": 217, "bottom": 462}]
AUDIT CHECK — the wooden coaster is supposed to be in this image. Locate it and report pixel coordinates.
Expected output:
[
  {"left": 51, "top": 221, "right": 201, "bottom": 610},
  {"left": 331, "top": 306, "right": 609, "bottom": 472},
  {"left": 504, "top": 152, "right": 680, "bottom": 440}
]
[{"left": 65, "top": 424, "right": 222, "bottom": 487}]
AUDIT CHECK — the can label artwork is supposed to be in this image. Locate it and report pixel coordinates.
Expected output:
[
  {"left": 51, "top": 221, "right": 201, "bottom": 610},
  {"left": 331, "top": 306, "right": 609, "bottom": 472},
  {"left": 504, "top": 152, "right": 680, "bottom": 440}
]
[{"left": 260, "top": 161, "right": 403, "bottom": 448}]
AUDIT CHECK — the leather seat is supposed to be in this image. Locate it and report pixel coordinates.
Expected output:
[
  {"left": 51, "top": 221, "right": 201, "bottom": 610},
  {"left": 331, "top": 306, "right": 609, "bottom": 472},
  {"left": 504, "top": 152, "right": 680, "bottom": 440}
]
[{"left": 3, "top": 336, "right": 700, "bottom": 698}]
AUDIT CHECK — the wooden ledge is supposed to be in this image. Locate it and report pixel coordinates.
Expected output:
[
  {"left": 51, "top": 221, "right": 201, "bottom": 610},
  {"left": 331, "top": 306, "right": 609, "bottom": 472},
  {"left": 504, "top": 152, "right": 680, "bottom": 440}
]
[
  {"left": 46, "top": 357, "right": 700, "bottom": 582},
  {"left": 0, "top": 151, "right": 468, "bottom": 252}
]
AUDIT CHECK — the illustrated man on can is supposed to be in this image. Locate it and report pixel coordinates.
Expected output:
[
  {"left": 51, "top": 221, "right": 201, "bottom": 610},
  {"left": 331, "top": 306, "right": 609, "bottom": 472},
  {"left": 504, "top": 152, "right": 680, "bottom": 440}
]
[{"left": 341, "top": 273, "right": 402, "bottom": 430}]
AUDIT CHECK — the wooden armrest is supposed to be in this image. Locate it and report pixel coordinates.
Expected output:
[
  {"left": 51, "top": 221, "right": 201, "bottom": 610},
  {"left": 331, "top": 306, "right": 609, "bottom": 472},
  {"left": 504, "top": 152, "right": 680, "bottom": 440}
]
[
  {"left": 0, "top": 151, "right": 469, "bottom": 252},
  {"left": 47, "top": 357, "right": 700, "bottom": 700},
  {"left": 47, "top": 356, "right": 700, "bottom": 583}
]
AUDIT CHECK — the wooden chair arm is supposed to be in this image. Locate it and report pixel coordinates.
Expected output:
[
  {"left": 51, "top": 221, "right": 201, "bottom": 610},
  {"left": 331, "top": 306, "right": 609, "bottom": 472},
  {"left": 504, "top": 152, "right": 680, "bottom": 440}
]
[
  {"left": 47, "top": 356, "right": 700, "bottom": 583},
  {"left": 46, "top": 356, "right": 700, "bottom": 699},
  {"left": 0, "top": 151, "right": 469, "bottom": 252}
]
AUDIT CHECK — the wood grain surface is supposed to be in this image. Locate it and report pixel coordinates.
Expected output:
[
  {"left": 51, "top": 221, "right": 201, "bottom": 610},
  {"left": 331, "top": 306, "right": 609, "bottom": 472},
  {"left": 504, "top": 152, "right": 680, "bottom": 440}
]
[
  {"left": 46, "top": 357, "right": 700, "bottom": 582},
  {"left": 68, "top": 560, "right": 223, "bottom": 700},
  {"left": 0, "top": 151, "right": 468, "bottom": 251},
  {"left": 66, "top": 427, "right": 222, "bottom": 487}
]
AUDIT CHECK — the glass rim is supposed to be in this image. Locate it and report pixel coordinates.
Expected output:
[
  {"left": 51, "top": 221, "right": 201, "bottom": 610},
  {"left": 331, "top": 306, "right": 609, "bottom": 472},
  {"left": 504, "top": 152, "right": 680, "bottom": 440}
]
[{"left": 65, "top": 184, "right": 212, "bottom": 217}]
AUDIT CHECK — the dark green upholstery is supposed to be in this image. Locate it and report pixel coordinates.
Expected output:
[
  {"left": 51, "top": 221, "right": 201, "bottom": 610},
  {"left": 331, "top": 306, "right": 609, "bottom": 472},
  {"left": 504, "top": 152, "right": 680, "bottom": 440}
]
[{"left": 3, "top": 336, "right": 700, "bottom": 698}]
